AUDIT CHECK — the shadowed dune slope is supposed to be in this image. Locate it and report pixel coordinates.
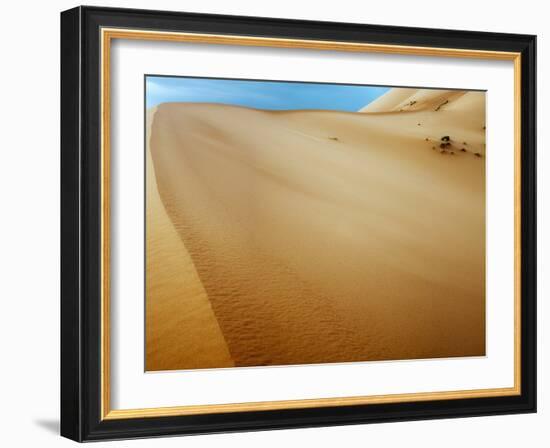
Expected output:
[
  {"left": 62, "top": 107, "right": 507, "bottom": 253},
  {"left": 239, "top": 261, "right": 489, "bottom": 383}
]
[{"left": 147, "top": 88, "right": 486, "bottom": 370}]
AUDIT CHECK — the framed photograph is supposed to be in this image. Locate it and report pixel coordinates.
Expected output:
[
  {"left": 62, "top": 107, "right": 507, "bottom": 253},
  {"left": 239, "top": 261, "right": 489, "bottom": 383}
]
[{"left": 60, "top": 6, "right": 536, "bottom": 442}]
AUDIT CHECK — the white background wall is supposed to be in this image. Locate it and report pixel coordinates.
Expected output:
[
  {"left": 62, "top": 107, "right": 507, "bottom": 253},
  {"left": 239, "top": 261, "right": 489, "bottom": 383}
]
[{"left": 0, "top": 0, "right": 546, "bottom": 446}]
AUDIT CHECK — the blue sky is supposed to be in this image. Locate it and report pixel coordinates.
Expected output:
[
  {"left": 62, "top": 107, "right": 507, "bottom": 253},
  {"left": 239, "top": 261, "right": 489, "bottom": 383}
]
[{"left": 145, "top": 76, "right": 390, "bottom": 112}]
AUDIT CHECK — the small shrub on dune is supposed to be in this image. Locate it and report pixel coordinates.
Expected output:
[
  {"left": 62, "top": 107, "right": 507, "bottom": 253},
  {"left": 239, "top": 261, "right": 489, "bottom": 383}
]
[{"left": 435, "top": 99, "right": 449, "bottom": 111}]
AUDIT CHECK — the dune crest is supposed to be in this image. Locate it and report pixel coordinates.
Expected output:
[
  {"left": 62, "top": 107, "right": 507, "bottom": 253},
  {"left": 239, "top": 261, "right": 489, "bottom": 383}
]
[
  {"left": 147, "top": 87, "right": 486, "bottom": 370},
  {"left": 145, "top": 107, "right": 234, "bottom": 371}
]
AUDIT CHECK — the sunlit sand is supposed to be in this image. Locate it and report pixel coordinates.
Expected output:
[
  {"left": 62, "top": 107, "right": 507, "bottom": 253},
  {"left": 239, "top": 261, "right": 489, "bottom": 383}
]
[{"left": 146, "top": 88, "right": 486, "bottom": 371}]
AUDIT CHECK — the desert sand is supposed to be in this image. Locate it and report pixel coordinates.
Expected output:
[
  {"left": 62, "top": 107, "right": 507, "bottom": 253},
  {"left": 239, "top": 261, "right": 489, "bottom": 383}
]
[
  {"left": 145, "top": 107, "right": 234, "bottom": 370},
  {"left": 146, "top": 87, "right": 486, "bottom": 371}
]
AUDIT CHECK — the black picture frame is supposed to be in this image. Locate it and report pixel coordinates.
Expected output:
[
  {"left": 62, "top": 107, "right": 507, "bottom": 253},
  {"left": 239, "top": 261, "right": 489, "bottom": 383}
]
[{"left": 61, "top": 5, "right": 536, "bottom": 442}]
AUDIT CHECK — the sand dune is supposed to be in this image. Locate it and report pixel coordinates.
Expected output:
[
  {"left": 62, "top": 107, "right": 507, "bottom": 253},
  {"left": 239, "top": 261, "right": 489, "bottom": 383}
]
[
  {"left": 360, "top": 87, "right": 470, "bottom": 114},
  {"left": 146, "top": 87, "right": 486, "bottom": 370},
  {"left": 145, "top": 107, "right": 234, "bottom": 371},
  {"left": 359, "top": 88, "right": 418, "bottom": 112}
]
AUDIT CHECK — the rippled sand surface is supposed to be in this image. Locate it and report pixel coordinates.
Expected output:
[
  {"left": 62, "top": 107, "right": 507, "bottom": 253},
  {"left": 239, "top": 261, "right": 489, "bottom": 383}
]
[
  {"left": 146, "top": 89, "right": 486, "bottom": 370},
  {"left": 145, "top": 107, "right": 234, "bottom": 371}
]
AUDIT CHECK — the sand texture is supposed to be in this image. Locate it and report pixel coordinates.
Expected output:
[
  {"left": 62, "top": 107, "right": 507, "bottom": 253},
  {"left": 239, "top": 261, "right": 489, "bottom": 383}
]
[
  {"left": 146, "top": 88, "right": 486, "bottom": 371},
  {"left": 145, "top": 107, "right": 234, "bottom": 371}
]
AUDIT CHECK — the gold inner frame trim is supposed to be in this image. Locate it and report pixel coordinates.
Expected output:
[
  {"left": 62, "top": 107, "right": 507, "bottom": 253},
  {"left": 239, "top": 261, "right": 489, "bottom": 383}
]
[{"left": 100, "top": 27, "right": 522, "bottom": 420}]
